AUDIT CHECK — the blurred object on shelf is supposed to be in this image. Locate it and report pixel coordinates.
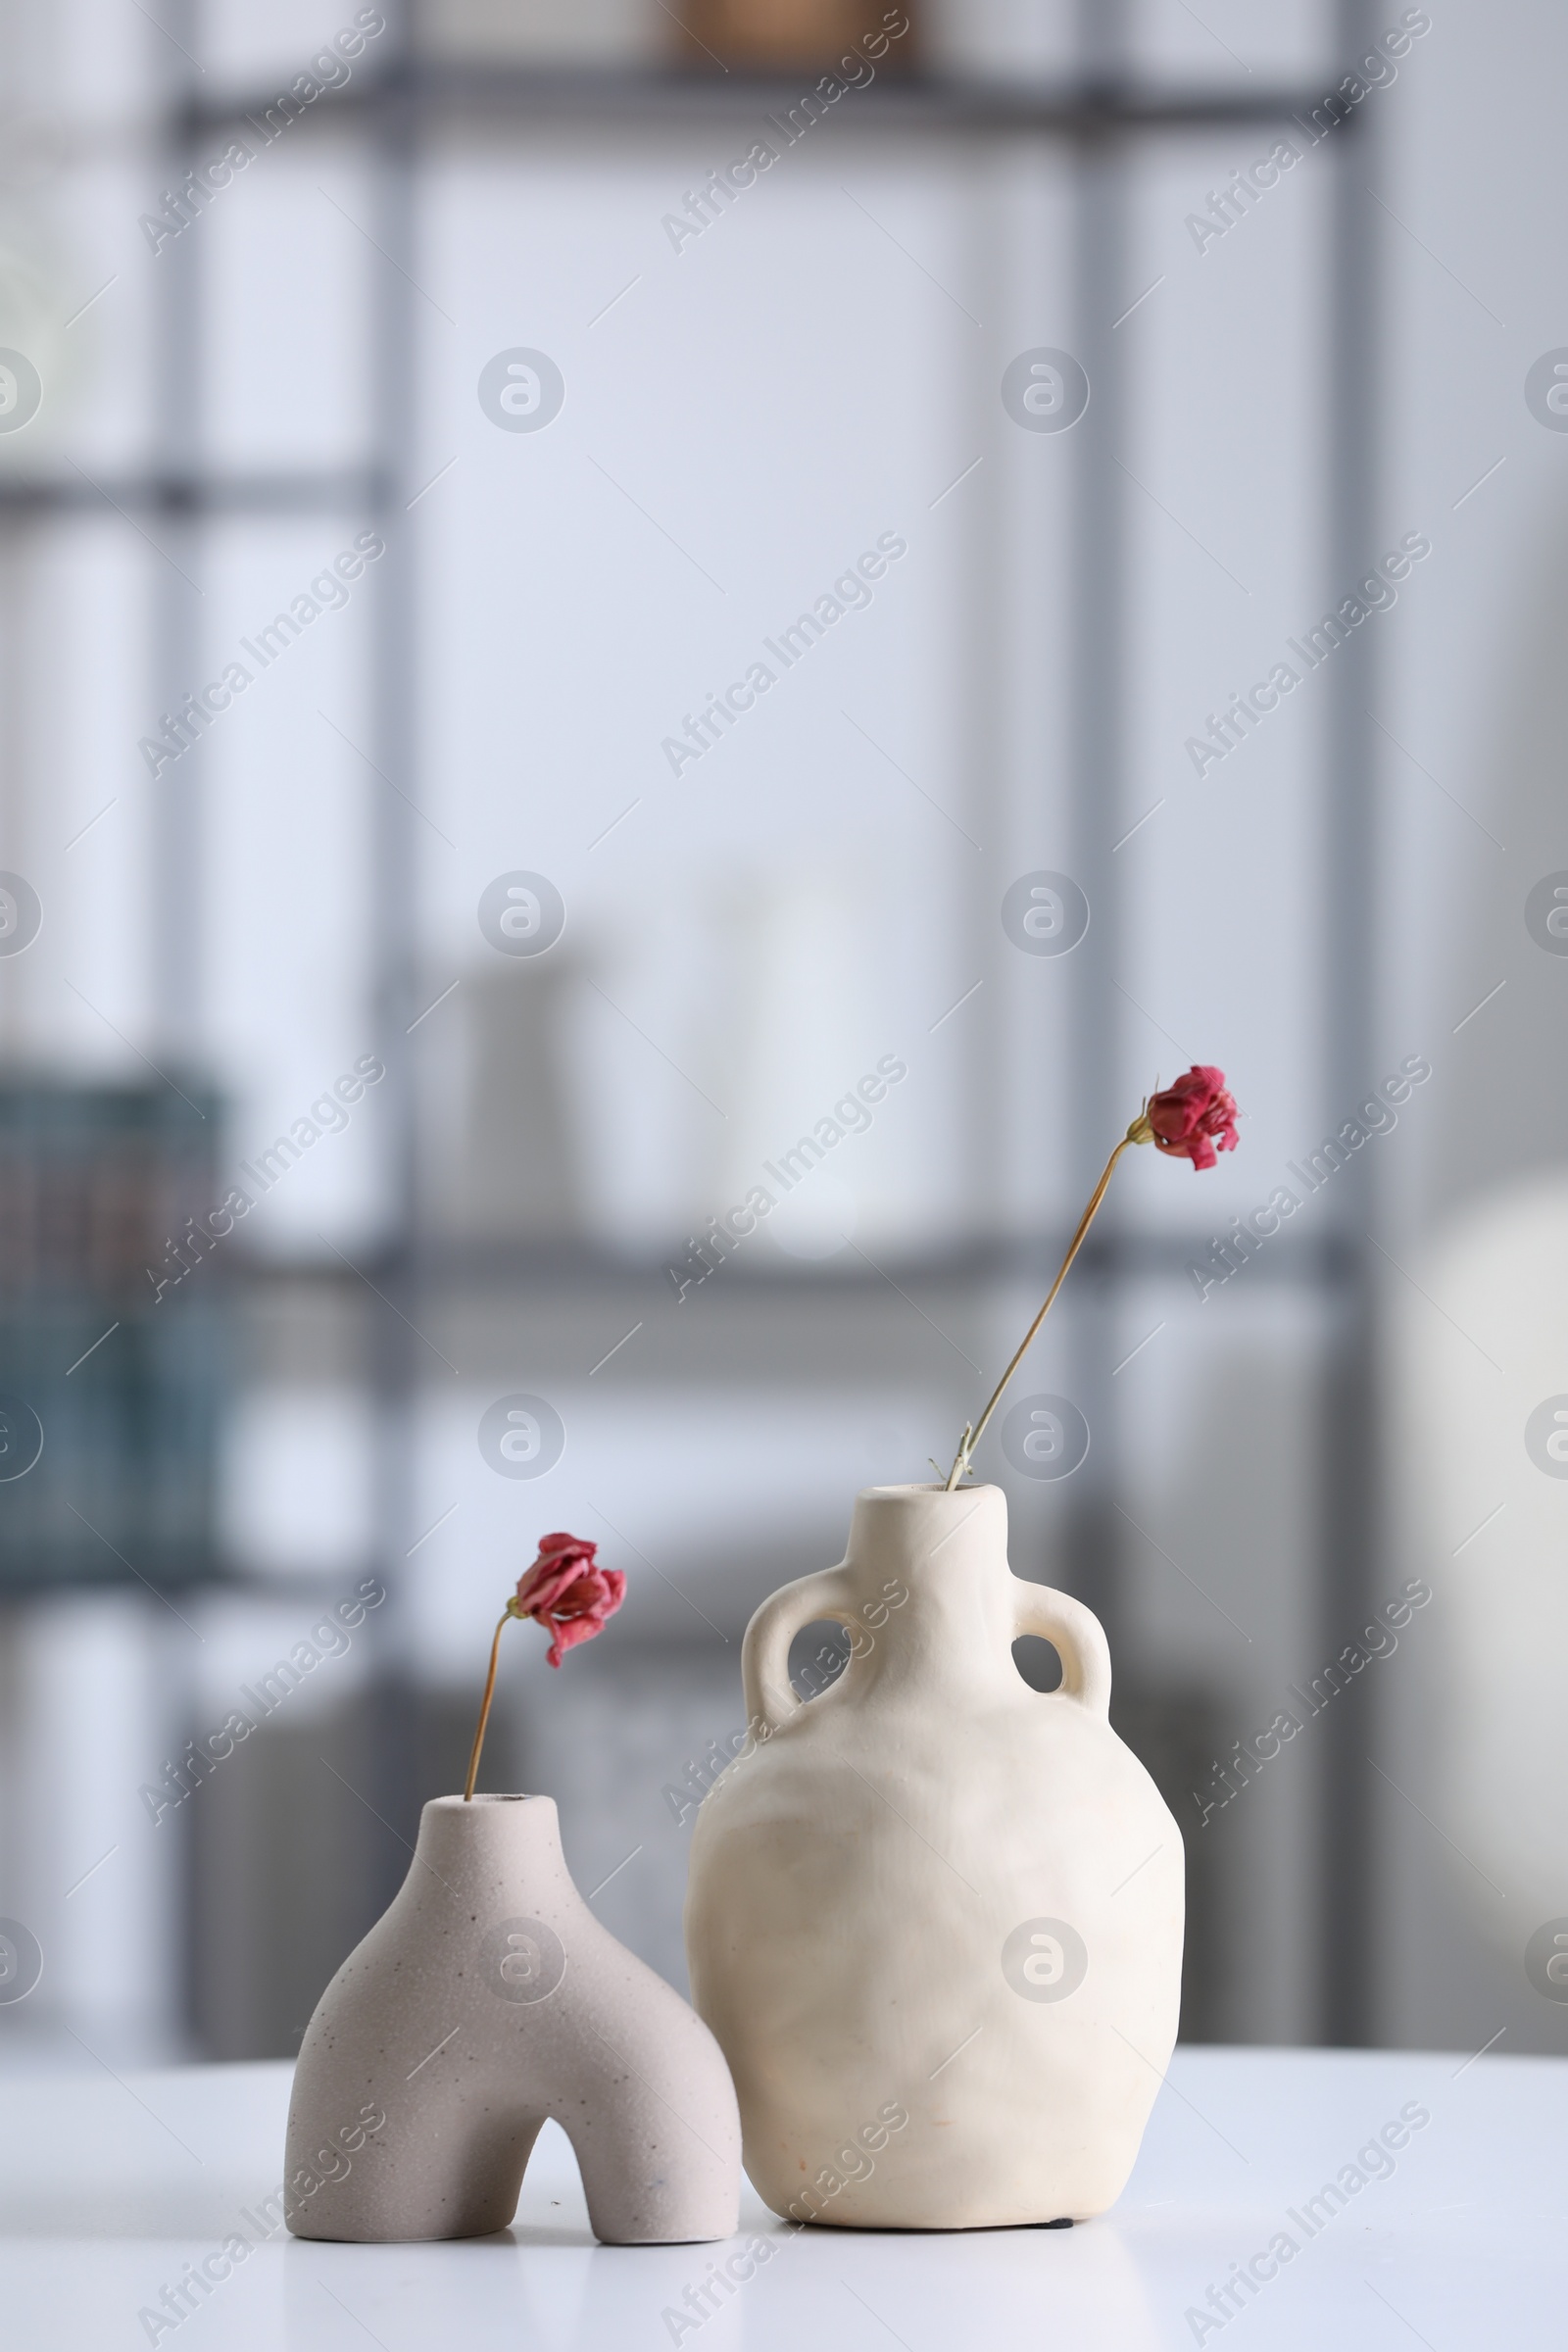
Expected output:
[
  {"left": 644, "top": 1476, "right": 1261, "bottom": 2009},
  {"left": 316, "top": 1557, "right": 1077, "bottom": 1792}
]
[
  {"left": 673, "top": 0, "right": 918, "bottom": 74},
  {"left": 414, "top": 0, "right": 657, "bottom": 67},
  {"left": 0, "top": 1082, "right": 222, "bottom": 1591},
  {"left": 426, "top": 963, "right": 586, "bottom": 1245}
]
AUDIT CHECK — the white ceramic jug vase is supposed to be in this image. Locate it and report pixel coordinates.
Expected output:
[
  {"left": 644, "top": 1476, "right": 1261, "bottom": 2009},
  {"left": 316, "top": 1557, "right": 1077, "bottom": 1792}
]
[{"left": 684, "top": 1483, "right": 1183, "bottom": 2229}]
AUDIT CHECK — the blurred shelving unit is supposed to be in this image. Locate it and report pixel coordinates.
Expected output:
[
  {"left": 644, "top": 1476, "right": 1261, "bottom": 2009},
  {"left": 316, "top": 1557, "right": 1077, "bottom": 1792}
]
[{"left": 0, "top": 0, "right": 1383, "bottom": 2057}]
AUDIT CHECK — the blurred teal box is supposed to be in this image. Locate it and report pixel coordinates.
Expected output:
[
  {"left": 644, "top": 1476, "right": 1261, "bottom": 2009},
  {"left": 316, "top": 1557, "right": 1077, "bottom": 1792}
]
[{"left": 0, "top": 1082, "right": 222, "bottom": 1590}]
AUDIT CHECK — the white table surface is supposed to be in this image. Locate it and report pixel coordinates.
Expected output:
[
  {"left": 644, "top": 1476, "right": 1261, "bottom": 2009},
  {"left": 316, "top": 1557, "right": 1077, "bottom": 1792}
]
[{"left": 0, "top": 2046, "right": 1561, "bottom": 2349}]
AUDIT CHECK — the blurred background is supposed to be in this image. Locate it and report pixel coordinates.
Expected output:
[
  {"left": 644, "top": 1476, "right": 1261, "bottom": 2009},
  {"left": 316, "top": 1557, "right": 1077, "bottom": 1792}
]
[{"left": 0, "top": 0, "right": 1563, "bottom": 2075}]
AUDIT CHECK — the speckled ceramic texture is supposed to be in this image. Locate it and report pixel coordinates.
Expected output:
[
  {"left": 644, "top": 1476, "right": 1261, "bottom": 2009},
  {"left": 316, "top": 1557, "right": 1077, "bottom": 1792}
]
[
  {"left": 685, "top": 1483, "right": 1185, "bottom": 2229},
  {"left": 285, "top": 1794, "right": 740, "bottom": 2243}
]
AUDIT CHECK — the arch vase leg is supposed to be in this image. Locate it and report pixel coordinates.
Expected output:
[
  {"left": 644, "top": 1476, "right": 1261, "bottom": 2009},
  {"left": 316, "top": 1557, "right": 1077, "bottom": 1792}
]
[{"left": 286, "top": 1794, "right": 740, "bottom": 2244}]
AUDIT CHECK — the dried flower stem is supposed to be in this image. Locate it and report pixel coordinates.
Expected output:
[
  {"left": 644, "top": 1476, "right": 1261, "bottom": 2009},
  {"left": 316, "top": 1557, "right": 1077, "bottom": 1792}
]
[
  {"left": 463, "top": 1606, "right": 515, "bottom": 1801},
  {"left": 944, "top": 1115, "right": 1151, "bottom": 1492}
]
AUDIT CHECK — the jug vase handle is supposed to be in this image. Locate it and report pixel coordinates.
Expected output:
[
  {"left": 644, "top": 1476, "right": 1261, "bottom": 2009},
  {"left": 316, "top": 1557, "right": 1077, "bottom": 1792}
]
[
  {"left": 741, "top": 1568, "right": 858, "bottom": 1736},
  {"left": 1010, "top": 1579, "right": 1112, "bottom": 1719}
]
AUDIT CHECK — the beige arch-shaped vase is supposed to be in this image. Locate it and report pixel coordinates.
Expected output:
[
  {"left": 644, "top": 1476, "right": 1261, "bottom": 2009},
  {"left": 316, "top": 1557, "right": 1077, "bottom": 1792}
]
[{"left": 286, "top": 1793, "right": 740, "bottom": 2244}]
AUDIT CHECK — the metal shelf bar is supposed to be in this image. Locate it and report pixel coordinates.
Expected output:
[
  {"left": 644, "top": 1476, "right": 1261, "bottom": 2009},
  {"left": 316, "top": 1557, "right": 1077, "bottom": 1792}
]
[{"left": 181, "top": 65, "right": 1350, "bottom": 142}]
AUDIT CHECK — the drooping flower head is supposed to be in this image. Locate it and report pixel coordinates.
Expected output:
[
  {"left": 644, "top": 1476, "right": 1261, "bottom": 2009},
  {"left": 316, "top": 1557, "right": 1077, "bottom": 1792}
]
[
  {"left": 1141, "top": 1065, "right": 1240, "bottom": 1172},
  {"left": 465, "top": 1532, "right": 627, "bottom": 1797},
  {"left": 511, "top": 1532, "right": 627, "bottom": 1668}
]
